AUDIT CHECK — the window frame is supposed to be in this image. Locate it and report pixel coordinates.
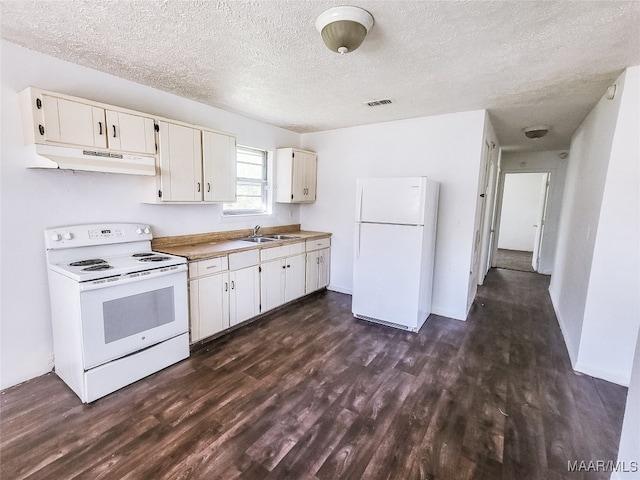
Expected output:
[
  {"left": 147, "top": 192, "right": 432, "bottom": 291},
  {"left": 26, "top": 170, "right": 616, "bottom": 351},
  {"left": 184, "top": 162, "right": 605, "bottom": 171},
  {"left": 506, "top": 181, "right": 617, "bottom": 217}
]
[{"left": 222, "top": 145, "right": 270, "bottom": 216}]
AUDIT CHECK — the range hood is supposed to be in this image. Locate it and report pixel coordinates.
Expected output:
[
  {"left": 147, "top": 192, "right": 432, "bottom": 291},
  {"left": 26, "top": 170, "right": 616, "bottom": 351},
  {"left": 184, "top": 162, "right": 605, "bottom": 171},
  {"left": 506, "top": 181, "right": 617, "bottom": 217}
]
[{"left": 25, "top": 144, "right": 156, "bottom": 176}]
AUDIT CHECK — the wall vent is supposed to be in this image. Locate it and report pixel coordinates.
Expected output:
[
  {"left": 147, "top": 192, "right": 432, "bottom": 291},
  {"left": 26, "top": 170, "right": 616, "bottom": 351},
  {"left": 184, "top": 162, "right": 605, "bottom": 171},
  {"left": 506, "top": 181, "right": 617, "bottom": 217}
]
[{"left": 365, "top": 99, "right": 392, "bottom": 107}]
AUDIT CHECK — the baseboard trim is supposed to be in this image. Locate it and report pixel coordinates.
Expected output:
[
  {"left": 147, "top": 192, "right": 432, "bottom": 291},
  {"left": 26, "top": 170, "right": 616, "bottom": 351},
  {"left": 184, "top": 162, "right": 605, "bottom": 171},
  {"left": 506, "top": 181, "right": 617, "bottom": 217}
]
[{"left": 327, "top": 285, "right": 352, "bottom": 295}]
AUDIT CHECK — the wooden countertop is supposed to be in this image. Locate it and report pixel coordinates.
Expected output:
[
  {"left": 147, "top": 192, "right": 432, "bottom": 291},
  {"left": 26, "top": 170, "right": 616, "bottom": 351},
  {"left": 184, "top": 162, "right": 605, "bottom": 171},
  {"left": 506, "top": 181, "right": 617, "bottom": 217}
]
[{"left": 152, "top": 225, "right": 331, "bottom": 261}]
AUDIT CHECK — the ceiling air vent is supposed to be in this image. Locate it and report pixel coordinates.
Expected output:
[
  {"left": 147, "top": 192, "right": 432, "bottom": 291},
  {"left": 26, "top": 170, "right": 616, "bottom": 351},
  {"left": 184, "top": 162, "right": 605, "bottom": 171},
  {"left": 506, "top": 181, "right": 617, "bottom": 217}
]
[{"left": 365, "top": 99, "right": 392, "bottom": 107}]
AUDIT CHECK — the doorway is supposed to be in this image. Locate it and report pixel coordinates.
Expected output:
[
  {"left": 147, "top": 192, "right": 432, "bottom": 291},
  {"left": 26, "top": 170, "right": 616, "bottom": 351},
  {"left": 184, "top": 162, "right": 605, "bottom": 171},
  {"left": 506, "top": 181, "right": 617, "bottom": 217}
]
[{"left": 495, "top": 172, "right": 550, "bottom": 272}]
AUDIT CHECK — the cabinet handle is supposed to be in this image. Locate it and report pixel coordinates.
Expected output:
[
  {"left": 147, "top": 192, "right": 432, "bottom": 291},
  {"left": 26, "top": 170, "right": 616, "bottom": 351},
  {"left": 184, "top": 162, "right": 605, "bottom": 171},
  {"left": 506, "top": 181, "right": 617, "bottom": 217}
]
[
  {"left": 197, "top": 182, "right": 201, "bottom": 192},
  {"left": 231, "top": 280, "right": 235, "bottom": 290},
  {"left": 287, "top": 264, "right": 291, "bottom": 268},
  {"left": 98, "top": 122, "right": 103, "bottom": 135},
  {"left": 112, "top": 125, "right": 117, "bottom": 138},
  {"left": 224, "top": 282, "right": 228, "bottom": 292},
  {"left": 38, "top": 124, "right": 45, "bottom": 136},
  {"left": 207, "top": 183, "right": 211, "bottom": 193},
  {"left": 282, "top": 265, "right": 286, "bottom": 269}
]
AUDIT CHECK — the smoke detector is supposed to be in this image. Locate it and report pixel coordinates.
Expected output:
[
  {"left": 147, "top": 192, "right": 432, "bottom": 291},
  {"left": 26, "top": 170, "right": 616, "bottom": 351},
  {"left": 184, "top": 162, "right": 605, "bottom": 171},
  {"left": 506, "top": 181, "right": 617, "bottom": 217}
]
[{"left": 523, "top": 125, "right": 550, "bottom": 139}]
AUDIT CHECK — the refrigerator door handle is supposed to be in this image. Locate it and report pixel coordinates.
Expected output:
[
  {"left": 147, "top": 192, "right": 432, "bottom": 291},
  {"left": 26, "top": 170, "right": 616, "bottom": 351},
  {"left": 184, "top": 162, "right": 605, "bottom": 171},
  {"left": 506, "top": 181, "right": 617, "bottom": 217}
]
[
  {"left": 356, "top": 186, "right": 364, "bottom": 222},
  {"left": 355, "top": 223, "right": 361, "bottom": 258}
]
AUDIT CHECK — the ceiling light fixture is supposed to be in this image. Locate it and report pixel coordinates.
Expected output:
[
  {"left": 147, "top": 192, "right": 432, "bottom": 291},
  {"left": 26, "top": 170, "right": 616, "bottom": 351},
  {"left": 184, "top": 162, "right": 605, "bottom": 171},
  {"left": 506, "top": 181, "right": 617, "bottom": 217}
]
[
  {"left": 316, "top": 6, "right": 374, "bottom": 55},
  {"left": 523, "top": 125, "right": 550, "bottom": 139}
]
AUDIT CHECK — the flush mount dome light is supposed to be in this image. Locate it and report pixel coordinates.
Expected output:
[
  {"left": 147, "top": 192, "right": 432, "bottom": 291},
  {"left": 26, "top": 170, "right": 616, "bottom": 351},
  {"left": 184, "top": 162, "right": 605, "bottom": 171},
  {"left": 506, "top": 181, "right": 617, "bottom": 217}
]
[
  {"left": 523, "top": 125, "right": 550, "bottom": 139},
  {"left": 316, "top": 6, "right": 374, "bottom": 55}
]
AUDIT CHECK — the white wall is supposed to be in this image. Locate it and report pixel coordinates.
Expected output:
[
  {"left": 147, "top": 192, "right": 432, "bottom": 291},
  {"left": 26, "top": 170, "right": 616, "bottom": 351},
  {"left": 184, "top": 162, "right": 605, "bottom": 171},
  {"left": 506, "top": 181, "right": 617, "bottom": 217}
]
[
  {"left": 577, "top": 66, "right": 640, "bottom": 385},
  {"left": 498, "top": 173, "right": 547, "bottom": 251},
  {"left": 0, "top": 41, "right": 302, "bottom": 389},
  {"left": 498, "top": 150, "right": 568, "bottom": 275},
  {"left": 300, "top": 110, "right": 487, "bottom": 321},
  {"left": 550, "top": 66, "right": 640, "bottom": 386}
]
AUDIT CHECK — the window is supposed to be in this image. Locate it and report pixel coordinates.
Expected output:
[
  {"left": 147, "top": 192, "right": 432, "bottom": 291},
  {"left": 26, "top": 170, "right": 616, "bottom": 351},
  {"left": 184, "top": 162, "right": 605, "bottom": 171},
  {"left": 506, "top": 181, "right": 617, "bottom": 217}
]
[{"left": 223, "top": 146, "right": 269, "bottom": 215}]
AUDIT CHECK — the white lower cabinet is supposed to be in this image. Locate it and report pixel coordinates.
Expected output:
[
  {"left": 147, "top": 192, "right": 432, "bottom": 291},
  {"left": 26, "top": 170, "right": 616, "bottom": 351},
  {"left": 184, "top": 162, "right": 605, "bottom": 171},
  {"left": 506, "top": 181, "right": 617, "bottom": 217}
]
[
  {"left": 190, "top": 271, "right": 230, "bottom": 342},
  {"left": 188, "top": 238, "right": 331, "bottom": 343},
  {"left": 188, "top": 250, "right": 259, "bottom": 343},
  {"left": 229, "top": 266, "right": 260, "bottom": 326},
  {"left": 306, "top": 248, "right": 331, "bottom": 294},
  {"left": 260, "top": 253, "right": 306, "bottom": 313}
]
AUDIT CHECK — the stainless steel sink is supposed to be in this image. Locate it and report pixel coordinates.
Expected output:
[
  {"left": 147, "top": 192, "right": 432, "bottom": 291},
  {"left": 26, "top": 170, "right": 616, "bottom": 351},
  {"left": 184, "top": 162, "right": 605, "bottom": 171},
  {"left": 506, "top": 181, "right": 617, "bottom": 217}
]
[
  {"left": 263, "top": 234, "right": 300, "bottom": 240},
  {"left": 239, "top": 236, "right": 276, "bottom": 243}
]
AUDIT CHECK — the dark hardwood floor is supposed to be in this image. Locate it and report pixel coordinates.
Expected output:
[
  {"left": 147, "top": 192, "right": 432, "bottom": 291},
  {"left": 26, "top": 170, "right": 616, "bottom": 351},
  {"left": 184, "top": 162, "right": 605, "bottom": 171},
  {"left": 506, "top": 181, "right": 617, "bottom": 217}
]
[{"left": 1, "top": 269, "right": 627, "bottom": 479}]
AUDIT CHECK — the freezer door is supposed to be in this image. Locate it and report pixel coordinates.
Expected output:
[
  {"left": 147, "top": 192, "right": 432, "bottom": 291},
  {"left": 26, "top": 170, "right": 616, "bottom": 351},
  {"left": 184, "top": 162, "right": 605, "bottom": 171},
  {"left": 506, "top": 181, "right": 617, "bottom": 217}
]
[
  {"left": 356, "top": 177, "right": 427, "bottom": 225},
  {"left": 353, "top": 223, "right": 423, "bottom": 328}
]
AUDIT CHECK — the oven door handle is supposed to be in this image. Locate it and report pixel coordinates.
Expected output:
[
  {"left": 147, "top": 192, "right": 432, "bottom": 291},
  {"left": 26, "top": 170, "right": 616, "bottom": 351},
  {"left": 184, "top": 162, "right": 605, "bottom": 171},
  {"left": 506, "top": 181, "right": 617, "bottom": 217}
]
[{"left": 79, "top": 264, "right": 187, "bottom": 292}]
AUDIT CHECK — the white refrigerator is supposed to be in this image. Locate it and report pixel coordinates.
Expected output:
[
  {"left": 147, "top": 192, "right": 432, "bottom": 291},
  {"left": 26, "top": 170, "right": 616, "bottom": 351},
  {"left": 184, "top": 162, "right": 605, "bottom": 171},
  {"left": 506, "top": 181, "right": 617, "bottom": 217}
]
[{"left": 352, "top": 177, "right": 439, "bottom": 331}]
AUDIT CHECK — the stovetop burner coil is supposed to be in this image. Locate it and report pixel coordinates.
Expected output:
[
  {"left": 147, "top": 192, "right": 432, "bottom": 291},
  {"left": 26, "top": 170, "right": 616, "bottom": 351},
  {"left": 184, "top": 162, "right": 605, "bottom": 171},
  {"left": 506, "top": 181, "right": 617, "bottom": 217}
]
[
  {"left": 70, "top": 259, "right": 107, "bottom": 267},
  {"left": 138, "top": 256, "right": 170, "bottom": 262},
  {"left": 82, "top": 264, "right": 113, "bottom": 272},
  {"left": 132, "top": 253, "right": 156, "bottom": 258}
]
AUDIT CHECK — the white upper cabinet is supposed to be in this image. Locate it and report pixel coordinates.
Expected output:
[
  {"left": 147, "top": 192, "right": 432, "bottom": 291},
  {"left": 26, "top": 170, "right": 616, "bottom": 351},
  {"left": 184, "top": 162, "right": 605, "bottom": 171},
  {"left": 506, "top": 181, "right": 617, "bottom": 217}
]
[
  {"left": 156, "top": 121, "right": 203, "bottom": 202},
  {"left": 41, "top": 95, "right": 107, "bottom": 148},
  {"left": 202, "top": 130, "right": 237, "bottom": 203},
  {"left": 20, "top": 87, "right": 155, "bottom": 155},
  {"left": 105, "top": 110, "right": 156, "bottom": 155},
  {"left": 275, "top": 148, "right": 317, "bottom": 203},
  {"left": 142, "top": 122, "right": 236, "bottom": 204}
]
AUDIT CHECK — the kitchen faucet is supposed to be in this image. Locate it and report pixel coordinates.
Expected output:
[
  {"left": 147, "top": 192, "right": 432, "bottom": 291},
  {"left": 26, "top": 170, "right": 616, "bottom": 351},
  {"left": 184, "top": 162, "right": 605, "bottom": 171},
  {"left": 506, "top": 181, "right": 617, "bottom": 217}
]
[{"left": 252, "top": 225, "right": 261, "bottom": 237}]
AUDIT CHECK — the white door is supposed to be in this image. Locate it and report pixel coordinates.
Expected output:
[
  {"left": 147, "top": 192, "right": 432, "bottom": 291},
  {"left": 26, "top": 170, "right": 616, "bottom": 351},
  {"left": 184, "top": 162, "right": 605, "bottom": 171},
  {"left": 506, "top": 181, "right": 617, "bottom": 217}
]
[
  {"left": 105, "top": 110, "right": 156, "bottom": 154},
  {"left": 284, "top": 254, "right": 306, "bottom": 302},
  {"left": 193, "top": 272, "right": 230, "bottom": 341},
  {"left": 158, "top": 122, "right": 203, "bottom": 202},
  {"left": 42, "top": 95, "right": 107, "bottom": 148},
  {"left": 230, "top": 266, "right": 260, "bottom": 326},
  {"left": 305, "top": 251, "right": 320, "bottom": 294},
  {"left": 532, "top": 173, "right": 551, "bottom": 271},
  {"left": 302, "top": 151, "right": 317, "bottom": 202},
  {"left": 353, "top": 223, "right": 422, "bottom": 328},
  {"left": 356, "top": 177, "right": 427, "bottom": 225},
  {"left": 203, "top": 131, "right": 236, "bottom": 202},
  {"left": 260, "top": 259, "right": 285, "bottom": 312},
  {"left": 318, "top": 248, "right": 330, "bottom": 289}
]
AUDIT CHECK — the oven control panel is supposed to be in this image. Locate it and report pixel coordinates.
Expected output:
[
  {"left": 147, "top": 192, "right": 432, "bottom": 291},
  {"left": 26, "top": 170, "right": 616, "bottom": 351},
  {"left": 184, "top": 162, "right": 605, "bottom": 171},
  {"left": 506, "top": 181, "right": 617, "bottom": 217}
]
[
  {"left": 88, "top": 228, "right": 125, "bottom": 240},
  {"left": 45, "top": 223, "right": 154, "bottom": 249}
]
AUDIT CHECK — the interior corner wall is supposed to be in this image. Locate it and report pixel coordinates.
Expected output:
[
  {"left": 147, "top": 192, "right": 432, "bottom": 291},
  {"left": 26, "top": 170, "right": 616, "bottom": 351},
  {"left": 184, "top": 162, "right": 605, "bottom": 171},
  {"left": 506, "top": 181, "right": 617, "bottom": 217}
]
[
  {"left": 0, "top": 40, "right": 301, "bottom": 390},
  {"left": 499, "top": 150, "right": 568, "bottom": 275},
  {"left": 299, "top": 110, "right": 487, "bottom": 321},
  {"left": 549, "top": 66, "right": 639, "bottom": 385},
  {"left": 577, "top": 65, "right": 640, "bottom": 386}
]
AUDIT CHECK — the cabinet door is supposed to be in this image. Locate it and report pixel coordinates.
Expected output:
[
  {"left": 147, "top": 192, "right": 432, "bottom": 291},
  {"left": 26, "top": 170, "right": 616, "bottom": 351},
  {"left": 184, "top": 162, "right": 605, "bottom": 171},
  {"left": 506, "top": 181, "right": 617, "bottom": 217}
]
[
  {"left": 105, "top": 110, "right": 156, "bottom": 154},
  {"left": 284, "top": 254, "right": 306, "bottom": 302},
  {"left": 190, "top": 273, "right": 230, "bottom": 342},
  {"left": 203, "top": 131, "right": 236, "bottom": 202},
  {"left": 305, "top": 250, "right": 320, "bottom": 294},
  {"left": 158, "top": 122, "right": 203, "bottom": 202},
  {"left": 291, "top": 152, "right": 307, "bottom": 202},
  {"left": 230, "top": 266, "right": 260, "bottom": 326},
  {"left": 42, "top": 95, "right": 107, "bottom": 148},
  {"left": 318, "top": 248, "right": 330, "bottom": 289},
  {"left": 302, "top": 151, "right": 317, "bottom": 202},
  {"left": 260, "top": 259, "right": 285, "bottom": 312}
]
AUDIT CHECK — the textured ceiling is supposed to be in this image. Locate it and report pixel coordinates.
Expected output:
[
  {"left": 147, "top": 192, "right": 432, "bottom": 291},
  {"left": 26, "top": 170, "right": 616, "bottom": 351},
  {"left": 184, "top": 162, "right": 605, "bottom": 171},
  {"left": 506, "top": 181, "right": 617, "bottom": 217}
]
[{"left": 1, "top": 1, "right": 639, "bottom": 152}]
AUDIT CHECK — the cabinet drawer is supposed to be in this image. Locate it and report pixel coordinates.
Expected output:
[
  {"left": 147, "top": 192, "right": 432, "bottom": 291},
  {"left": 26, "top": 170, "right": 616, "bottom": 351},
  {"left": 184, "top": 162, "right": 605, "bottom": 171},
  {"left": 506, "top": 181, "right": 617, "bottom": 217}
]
[
  {"left": 305, "top": 237, "right": 330, "bottom": 252},
  {"left": 261, "top": 245, "right": 285, "bottom": 262},
  {"left": 229, "top": 249, "right": 260, "bottom": 270},
  {"left": 260, "top": 241, "right": 305, "bottom": 261},
  {"left": 189, "top": 256, "right": 228, "bottom": 278}
]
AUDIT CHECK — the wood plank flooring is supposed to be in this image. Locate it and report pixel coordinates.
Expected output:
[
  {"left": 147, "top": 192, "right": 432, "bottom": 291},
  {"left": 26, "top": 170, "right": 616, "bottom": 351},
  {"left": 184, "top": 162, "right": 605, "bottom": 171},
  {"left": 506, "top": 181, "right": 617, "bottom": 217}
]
[{"left": 0, "top": 269, "right": 627, "bottom": 479}]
